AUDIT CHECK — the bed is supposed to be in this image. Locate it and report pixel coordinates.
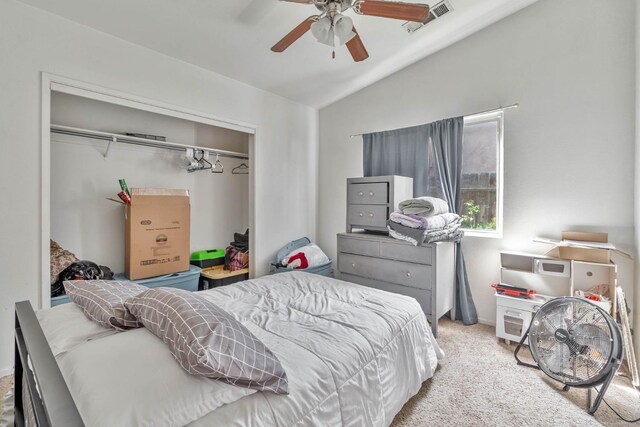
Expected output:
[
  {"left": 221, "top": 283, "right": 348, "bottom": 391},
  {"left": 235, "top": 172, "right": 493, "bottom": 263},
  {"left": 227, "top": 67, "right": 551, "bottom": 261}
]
[{"left": 14, "top": 271, "right": 444, "bottom": 427}]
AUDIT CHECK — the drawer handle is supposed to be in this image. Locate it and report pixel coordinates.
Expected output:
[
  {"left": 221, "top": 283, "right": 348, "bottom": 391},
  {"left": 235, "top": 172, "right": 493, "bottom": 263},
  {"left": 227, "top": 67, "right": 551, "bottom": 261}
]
[
  {"left": 406, "top": 272, "right": 411, "bottom": 277},
  {"left": 359, "top": 212, "right": 364, "bottom": 217},
  {"left": 369, "top": 191, "right": 374, "bottom": 196},
  {"left": 368, "top": 212, "right": 374, "bottom": 217},
  {"left": 351, "top": 263, "right": 356, "bottom": 268},
  {"left": 358, "top": 191, "right": 364, "bottom": 196},
  {"left": 505, "top": 310, "right": 523, "bottom": 317}
]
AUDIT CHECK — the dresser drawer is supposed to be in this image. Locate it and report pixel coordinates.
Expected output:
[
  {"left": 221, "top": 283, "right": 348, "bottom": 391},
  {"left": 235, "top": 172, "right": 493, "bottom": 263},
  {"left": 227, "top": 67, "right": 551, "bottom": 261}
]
[
  {"left": 379, "top": 240, "right": 433, "bottom": 265},
  {"left": 347, "top": 205, "right": 388, "bottom": 229},
  {"left": 338, "top": 235, "right": 380, "bottom": 257},
  {"left": 339, "top": 273, "right": 433, "bottom": 316},
  {"left": 339, "top": 253, "right": 433, "bottom": 290},
  {"left": 347, "top": 183, "right": 388, "bottom": 205}
]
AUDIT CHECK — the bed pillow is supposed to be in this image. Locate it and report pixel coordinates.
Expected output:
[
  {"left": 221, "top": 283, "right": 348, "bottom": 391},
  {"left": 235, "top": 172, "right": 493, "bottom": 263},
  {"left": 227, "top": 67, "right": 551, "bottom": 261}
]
[
  {"left": 37, "top": 303, "right": 117, "bottom": 357},
  {"left": 125, "top": 287, "right": 289, "bottom": 394},
  {"left": 64, "top": 280, "right": 147, "bottom": 330}
]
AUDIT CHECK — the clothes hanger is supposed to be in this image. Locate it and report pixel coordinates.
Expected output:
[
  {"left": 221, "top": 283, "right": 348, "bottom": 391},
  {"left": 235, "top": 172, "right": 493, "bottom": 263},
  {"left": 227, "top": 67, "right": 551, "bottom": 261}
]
[
  {"left": 196, "top": 150, "right": 212, "bottom": 171},
  {"left": 232, "top": 163, "right": 249, "bottom": 175},
  {"left": 211, "top": 153, "right": 224, "bottom": 174}
]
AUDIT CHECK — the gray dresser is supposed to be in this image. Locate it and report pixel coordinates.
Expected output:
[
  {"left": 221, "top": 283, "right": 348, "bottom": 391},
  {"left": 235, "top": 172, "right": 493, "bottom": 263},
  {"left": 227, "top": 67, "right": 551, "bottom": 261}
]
[
  {"left": 337, "top": 232, "right": 455, "bottom": 336},
  {"left": 347, "top": 176, "right": 413, "bottom": 233}
]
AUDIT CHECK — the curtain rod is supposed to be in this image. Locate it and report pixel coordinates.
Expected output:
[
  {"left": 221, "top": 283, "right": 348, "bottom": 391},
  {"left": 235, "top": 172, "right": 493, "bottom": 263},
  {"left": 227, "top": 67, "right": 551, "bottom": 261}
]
[{"left": 349, "top": 103, "right": 519, "bottom": 138}]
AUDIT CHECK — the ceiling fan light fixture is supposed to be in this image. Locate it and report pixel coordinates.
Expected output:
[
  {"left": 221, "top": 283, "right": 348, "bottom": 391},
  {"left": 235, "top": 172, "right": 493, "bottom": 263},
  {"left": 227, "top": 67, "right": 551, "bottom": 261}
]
[
  {"left": 311, "top": 16, "right": 334, "bottom": 45},
  {"left": 334, "top": 15, "right": 356, "bottom": 45}
]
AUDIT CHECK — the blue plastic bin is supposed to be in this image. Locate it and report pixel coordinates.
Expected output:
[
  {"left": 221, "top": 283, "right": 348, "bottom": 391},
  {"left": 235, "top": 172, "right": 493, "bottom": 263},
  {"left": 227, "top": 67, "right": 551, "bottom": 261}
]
[
  {"left": 114, "top": 265, "right": 202, "bottom": 291},
  {"left": 49, "top": 266, "right": 202, "bottom": 307},
  {"left": 51, "top": 295, "right": 71, "bottom": 307}
]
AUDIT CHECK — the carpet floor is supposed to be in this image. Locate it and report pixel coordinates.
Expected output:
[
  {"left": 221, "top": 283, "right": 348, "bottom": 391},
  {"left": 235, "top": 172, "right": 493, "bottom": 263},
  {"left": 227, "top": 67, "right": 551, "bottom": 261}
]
[
  {"left": 391, "top": 319, "right": 639, "bottom": 427},
  {"left": 0, "top": 375, "right": 13, "bottom": 427},
  {"left": 1, "top": 319, "right": 638, "bottom": 426}
]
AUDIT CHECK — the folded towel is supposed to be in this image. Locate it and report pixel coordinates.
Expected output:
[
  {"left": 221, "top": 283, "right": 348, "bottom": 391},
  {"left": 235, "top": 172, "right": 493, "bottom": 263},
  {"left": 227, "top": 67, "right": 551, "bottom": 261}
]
[
  {"left": 389, "top": 211, "right": 461, "bottom": 230},
  {"left": 399, "top": 197, "right": 449, "bottom": 217}
]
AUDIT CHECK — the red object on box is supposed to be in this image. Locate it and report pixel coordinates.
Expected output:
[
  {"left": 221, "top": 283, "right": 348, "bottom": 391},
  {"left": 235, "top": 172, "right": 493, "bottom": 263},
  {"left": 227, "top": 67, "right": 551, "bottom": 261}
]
[{"left": 491, "top": 283, "right": 537, "bottom": 299}]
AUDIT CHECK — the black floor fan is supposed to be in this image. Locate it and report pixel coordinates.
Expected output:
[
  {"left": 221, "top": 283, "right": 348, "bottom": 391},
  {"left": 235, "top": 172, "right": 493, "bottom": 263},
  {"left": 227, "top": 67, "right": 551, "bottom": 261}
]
[{"left": 514, "top": 297, "right": 623, "bottom": 415}]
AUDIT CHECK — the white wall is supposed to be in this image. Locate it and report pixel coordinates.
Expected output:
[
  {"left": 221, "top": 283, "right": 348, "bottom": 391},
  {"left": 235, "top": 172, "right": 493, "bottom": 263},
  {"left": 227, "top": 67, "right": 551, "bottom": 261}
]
[
  {"left": 0, "top": 0, "right": 318, "bottom": 375},
  {"left": 318, "top": 0, "right": 636, "bottom": 325},
  {"left": 635, "top": 0, "right": 640, "bottom": 368},
  {"left": 51, "top": 93, "right": 250, "bottom": 274}
]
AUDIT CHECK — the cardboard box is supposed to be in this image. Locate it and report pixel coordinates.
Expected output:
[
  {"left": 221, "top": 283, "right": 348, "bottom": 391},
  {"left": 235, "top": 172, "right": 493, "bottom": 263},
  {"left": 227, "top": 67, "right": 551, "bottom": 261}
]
[
  {"left": 125, "top": 188, "right": 190, "bottom": 280},
  {"left": 557, "top": 231, "right": 611, "bottom": 264}
]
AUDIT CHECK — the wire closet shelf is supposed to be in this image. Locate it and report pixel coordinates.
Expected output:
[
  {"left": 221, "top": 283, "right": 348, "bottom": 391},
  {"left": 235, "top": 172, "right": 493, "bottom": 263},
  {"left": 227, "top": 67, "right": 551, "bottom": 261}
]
[{"left": 50, "top": 124, "right": 249, "bottom": 160}]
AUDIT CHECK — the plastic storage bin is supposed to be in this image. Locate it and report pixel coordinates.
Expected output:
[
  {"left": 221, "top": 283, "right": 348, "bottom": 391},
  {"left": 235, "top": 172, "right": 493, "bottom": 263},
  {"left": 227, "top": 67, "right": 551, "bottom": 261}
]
[
  {"left": 114, "top": 265, "right": 202, "bottom": 291},
  {"left": 200, "top": 265, "right": 249, "bottom": 290},
  {"left": 270, "top": 237, "right": 333, "bottom": 277},
  {"left": 51, "top": 295, "right": 71, "bottom": 307},
  {"left": 190, "top": 249, "right": 225, "bottom": 269}
]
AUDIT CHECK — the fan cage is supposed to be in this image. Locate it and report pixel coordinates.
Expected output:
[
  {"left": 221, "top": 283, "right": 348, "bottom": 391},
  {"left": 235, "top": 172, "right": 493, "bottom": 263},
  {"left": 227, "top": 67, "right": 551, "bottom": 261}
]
[{"left": 528, "top": 297, "right": 622, "bottom": 388}]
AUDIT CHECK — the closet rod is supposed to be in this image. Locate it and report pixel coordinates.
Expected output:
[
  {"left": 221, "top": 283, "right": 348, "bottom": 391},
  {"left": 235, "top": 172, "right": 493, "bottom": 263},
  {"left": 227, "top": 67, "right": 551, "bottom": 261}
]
[
  {"left": 50, "top": 124, "right": 249, "bottom": 160},
  {"left": 349, "top": 103, "right": 519, "bottom": 138}
]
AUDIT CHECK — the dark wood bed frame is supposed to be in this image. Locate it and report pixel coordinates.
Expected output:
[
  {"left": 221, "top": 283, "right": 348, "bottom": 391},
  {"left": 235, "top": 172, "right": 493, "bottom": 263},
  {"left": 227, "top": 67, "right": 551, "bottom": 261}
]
[{"left": 14, "top": 301, "right": 84, "bottom": 427}]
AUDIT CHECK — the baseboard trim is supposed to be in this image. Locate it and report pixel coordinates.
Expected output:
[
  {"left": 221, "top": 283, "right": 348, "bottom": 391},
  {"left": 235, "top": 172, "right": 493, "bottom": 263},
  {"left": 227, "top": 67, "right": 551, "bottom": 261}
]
[
  {"left": 0, "top": 367, "right": 12, "bottom": 378},
  {"left": 478, "top": 317, "right": 496, "bottom": 327}
]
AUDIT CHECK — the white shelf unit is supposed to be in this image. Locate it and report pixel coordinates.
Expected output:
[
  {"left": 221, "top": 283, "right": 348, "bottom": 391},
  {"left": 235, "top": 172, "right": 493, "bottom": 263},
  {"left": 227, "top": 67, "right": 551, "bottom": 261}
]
[{"left": 496, "top": 251, "right": 617, "bottom": 344}]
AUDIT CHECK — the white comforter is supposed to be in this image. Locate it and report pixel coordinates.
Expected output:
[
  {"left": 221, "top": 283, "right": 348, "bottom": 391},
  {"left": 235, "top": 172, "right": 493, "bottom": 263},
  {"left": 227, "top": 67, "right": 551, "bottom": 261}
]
[{"left": 39, "top": 272, "right": 443, "bottom": 427}]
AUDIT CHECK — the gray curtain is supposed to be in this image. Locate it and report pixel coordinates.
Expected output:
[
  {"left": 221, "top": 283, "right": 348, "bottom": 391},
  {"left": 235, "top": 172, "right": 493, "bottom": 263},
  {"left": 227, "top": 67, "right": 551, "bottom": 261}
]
[
  {"left": 363, "top": 117, "right": 478, "bottom": 325},
  {"left": 364, "top": 124, "right": 432, "bottom": 197}
]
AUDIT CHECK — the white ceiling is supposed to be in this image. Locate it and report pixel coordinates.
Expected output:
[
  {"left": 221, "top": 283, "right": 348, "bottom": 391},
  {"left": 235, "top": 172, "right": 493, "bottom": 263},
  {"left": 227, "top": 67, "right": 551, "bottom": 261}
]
[{"left": 18, "top": 0, "right": 538, "bottom": 108}]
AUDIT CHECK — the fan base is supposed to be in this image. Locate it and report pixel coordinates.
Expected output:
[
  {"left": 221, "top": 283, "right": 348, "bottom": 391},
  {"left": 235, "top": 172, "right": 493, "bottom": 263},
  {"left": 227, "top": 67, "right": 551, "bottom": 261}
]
[{"left": 588, "top": 362, "right": 621, "bottom": 415}]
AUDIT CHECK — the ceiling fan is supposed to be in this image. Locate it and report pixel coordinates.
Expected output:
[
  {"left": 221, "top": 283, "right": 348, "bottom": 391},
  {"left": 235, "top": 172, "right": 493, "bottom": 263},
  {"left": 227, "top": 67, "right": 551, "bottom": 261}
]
[{"left": 271, "top": 0, "right": 430, "bottom": 62}]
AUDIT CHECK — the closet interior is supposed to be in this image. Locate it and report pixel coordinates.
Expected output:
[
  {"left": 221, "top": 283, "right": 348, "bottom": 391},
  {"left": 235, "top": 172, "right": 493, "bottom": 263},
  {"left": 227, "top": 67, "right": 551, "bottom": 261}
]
[{"left": 49, "top": 91, "right": 251, "bottom": 304}]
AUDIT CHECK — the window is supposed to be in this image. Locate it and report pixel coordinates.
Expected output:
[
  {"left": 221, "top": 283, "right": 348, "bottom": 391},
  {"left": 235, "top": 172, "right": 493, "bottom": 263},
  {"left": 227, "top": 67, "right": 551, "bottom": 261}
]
[{"left": 460, "top": 111, "right": 504, "bottom": 237}]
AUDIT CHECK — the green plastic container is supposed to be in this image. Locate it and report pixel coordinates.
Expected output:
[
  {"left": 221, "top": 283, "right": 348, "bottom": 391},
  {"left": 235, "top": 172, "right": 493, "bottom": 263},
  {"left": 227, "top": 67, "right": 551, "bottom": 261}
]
[{"left": 190, "top": 249, "right": 225, "bottom": 269}]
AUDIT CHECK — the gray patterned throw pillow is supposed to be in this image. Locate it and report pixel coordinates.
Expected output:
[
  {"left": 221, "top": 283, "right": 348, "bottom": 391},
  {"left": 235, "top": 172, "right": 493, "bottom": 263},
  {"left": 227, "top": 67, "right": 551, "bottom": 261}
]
[
  {"left": 125, "top": 287, "right": 289, "bottom": 394},
  {"left": 63, "top": 280, "right": 147, "bottom": 330}
]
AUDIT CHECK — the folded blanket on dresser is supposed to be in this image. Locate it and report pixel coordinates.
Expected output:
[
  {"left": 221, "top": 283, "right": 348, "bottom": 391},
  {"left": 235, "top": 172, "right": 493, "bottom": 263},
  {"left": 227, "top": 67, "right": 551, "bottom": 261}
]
[
  {"left": 389, "top": 211, "right": 461, "bottom": 230},
  {"left": 387, "top": 220, "right": 463, "bottom": 246},
  {"left": 398, "top": 197, "right": 449, "bottom": 217},
  {"left": 424, "top": 227, "right": 464, "bottom": 243}
]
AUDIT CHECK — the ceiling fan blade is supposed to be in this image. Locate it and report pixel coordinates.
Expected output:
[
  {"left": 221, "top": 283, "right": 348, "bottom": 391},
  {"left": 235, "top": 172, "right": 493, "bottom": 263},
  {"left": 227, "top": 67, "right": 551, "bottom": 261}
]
[
  {"left": 346, "top": 27, "right": 369, "bottom": 62},
  {"left": 271, "top": 16, "right": 317, "bottom": 53},
  {"left": 353, "top": 0, "right": 430, "bottom": 23}
]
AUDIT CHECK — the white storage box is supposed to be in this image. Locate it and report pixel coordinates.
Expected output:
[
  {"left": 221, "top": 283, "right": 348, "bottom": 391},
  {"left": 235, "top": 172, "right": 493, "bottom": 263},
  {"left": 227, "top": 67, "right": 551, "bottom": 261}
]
[{"left": 495, "top": 293, "right": 553, "bottom": 345}]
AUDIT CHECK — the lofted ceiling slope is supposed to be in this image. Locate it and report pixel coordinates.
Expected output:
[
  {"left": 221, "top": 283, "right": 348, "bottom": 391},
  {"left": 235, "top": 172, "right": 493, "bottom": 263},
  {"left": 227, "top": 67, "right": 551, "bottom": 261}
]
[{"left": 17, "top": 0, "right": 539, "bottom": 108}]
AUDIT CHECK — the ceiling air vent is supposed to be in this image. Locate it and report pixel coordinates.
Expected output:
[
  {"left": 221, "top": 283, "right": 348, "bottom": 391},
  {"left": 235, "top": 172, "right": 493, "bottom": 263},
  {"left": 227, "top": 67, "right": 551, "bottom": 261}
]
[{"left": 402, "top": 0, "right": 453, "bottom": 34}]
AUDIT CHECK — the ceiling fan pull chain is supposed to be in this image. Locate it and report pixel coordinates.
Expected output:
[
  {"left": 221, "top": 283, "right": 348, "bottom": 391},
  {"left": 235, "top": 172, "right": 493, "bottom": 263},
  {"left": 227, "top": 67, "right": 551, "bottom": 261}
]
[
  {"left": 329, "top": 19, "right": 336, "bottom": 59},
  {"left": 332, "top": 20, "right": 336, "bottom": 59}
]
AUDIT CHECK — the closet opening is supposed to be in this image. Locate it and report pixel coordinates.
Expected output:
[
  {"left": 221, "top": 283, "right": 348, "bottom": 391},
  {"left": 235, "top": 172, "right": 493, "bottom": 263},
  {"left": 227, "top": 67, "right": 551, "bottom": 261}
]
[{"left": 41, "top": 74, "right": 256, "bottom": 308}]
